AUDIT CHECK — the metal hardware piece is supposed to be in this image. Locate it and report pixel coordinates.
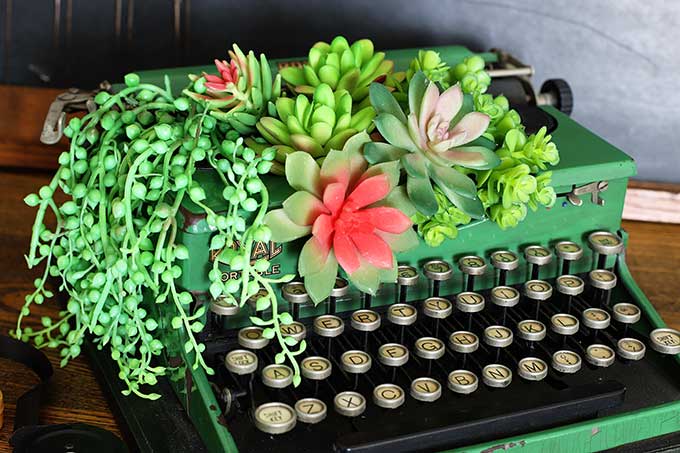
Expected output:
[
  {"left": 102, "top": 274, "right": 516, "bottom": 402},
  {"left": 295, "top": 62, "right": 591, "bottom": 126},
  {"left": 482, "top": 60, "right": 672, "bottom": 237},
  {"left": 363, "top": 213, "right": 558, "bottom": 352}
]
[{"left": 567, "top": 181, "right": 609, "bottom": 207}]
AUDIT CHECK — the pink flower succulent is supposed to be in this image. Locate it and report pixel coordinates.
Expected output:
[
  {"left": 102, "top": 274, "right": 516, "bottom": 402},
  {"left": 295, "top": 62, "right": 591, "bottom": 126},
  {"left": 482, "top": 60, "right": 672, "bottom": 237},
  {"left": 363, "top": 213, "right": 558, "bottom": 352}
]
[
  {"left": 264, "top": 132, "right": 418, "bottom": 303},
  {"left": 204, "top": 59, "right": 239, "bottom": 93}
]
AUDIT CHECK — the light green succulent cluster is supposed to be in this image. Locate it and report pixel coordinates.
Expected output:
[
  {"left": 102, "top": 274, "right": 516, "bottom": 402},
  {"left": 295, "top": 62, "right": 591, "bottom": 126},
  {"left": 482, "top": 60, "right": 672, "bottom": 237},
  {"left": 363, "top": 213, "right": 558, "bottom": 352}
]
[
  {"left": 279, "top": 36, "right": 393, "bottom": 109},
  {"left": 407, "top": 50, "right": 451, "bottom": 87},
  {"left": 451, "top": 55, "right": 491, "bottom": 96},
  {"left": 411, "top": 186, "right": 471, "bottom": 247},
  {"left": 255, "top": 83, "right": 374, "bottom": 173}
]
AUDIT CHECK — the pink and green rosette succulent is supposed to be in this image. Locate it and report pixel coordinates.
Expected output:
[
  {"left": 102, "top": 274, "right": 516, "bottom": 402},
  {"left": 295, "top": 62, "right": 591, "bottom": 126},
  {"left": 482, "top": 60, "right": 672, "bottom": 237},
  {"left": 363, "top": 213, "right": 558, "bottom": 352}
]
[
  {"left": 365, "top": 71, "right": 500, "bottom": 218},
  {"left": 263, "top": 132, "right": 418, "bottom": 303}
]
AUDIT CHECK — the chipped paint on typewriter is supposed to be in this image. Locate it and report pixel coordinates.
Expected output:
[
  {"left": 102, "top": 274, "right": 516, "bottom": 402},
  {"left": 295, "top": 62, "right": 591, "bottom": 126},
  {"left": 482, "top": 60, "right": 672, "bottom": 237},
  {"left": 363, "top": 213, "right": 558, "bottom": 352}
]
[{"left": 25, "top": 38, "right": 680, "bottom": 453}]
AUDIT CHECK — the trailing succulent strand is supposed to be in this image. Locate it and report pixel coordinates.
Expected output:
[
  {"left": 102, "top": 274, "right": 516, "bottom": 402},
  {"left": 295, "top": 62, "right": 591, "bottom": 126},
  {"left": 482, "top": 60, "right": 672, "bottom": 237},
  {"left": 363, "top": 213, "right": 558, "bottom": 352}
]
[
  {"left": 279, "top": 36, "right": 394, "bottom": 110},
  {"left": 16, "top": 72, "right": 307, "bottom": 397},
  {"left": 184, "top": 44, "right": 281, "bottom": 136},
  {"left": 255, "top": 83, "right": 375, "bottom": 172}
]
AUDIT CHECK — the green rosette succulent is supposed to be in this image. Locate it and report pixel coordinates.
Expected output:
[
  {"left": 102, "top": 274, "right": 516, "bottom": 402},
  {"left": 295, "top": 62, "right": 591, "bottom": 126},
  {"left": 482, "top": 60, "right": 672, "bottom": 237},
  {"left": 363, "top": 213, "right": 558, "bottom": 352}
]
[
  {"left": 279, "top": 36, "right": 394, "bottom": 109},
  {"left": 366, "top": 71, "right": 501, "bottom": 218},
  {"left": 256, "top": 83, "right": 375, "bottom": 170},
  {"left": 184, "top": 44, "right": 281, "bottom": 134},
  {"left": 407, "top": 50, "right": 451, "bottom": 87},
  {"left": 412, "top": 186, "right": 471, "bottom": 247},
  {"left": 451, "top": 55, "right": 491, "bottom": 96}
]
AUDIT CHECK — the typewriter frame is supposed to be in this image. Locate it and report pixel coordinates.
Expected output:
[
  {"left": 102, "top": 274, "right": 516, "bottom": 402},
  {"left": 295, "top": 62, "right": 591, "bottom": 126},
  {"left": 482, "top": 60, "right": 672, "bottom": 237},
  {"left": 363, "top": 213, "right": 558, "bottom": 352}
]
[{"left": 90, "top": 46, "right": 680, "bottom": 452}]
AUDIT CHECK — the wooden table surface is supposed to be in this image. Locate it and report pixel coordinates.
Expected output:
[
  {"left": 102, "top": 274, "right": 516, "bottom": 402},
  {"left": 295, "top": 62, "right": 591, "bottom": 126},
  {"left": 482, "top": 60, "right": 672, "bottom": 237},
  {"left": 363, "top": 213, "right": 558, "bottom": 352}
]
[{"left": 1, "top": 86, "right": 680, "bottom": 451}]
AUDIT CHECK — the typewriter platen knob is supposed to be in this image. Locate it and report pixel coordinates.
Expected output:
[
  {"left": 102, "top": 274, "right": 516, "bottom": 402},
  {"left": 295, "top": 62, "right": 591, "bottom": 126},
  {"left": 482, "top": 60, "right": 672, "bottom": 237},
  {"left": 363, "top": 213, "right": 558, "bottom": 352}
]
[
  {"left": 254, "top": 402, "right": 297, "bottom": 434},
  {"left": 423, "top": 260, "right": 453, "bottom": 297},
  {"left": 588, "top": 231, "right": 624, "bottom": 269},
  {"left": 282, "top": 281, "right": 309, "bottom": 320},
  {"left": 458, "top": 255, "right": 486, "bottom": 291},
  {"left": 555, "top": 241, "right": 583, "bottom": 275},
  {"left": 397, "top": 265, "right": 419, "bottom": 303},
  {"left": 524, "top": 245, "right": 553, "bottom": 280},
  {"left": 491, "top": 250, "right": 519, "bottom": 286}
]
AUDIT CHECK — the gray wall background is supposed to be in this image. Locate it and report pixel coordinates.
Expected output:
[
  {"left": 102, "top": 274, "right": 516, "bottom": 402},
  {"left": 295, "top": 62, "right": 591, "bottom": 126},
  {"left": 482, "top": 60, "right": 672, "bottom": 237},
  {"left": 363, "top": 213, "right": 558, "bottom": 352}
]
[{"left": 2, "top": 0, "right": 678, "bottom": 181}]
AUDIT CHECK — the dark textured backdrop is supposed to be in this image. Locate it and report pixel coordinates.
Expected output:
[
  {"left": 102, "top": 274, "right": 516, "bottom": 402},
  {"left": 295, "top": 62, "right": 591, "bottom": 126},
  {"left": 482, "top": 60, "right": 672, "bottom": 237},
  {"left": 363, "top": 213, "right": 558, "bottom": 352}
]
[{"left": 1, "top": 0, "right": 678, "bottom": 182}]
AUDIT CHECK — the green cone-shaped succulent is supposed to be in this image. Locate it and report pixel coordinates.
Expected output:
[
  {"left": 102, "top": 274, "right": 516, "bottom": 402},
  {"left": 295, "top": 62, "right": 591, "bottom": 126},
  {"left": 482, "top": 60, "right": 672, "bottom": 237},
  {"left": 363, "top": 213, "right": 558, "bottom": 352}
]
[
  {"left": 407, "top": 50, "right": 451, "bottom": 87},
  {"left": 256, "top": 83, "right": 375, "bottom": 169},
  {"left": 366, "top": 72, "right": 501, "bottom": 218},
  {"left": 279, "top": 36, "right": 394, "bottom": 109},
  {"left": 184, "top": 44, "right": 281, "bottom": 134}
]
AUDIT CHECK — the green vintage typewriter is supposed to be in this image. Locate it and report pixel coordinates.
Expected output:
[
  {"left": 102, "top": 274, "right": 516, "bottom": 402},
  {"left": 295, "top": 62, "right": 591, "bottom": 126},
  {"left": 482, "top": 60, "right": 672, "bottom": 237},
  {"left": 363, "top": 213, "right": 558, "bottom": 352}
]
[{"left": 77, "top": 46, "right": 680, "bottom": 452}]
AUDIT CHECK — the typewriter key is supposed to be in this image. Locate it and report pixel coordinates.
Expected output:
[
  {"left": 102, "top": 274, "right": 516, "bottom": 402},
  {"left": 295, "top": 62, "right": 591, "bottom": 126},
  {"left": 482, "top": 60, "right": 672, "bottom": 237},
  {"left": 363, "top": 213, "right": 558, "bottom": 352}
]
[
  {"left": 423, "top": 297, "right": 452, "bottom": 337},
  {"left": 517, "top": 357, "right": 548, "bottom": 381},
  {"left": 378, "top": 343, "right": 409, "bottom": 367},
  {"left": 262, "top": 364, "right": 294, "bottom": 388},
  {"left": 524, "top": 280, "right": 553, "bottom": 319},
  {"left": 449, "top": 331, "right": 479, "bottom": 354},
  {"left": 582, "top": 308, "right": 611, "bottom": 330},
  {"left": 555, "top": 241, "right": 583, "bottom": 274},
  {"left": 415, "top": 337, "right": 445, "bottom": 360},
  {"left": 397, "top": 265, "right": 419, "bottom": 303},
  {"left": 617, "top": 338, "right": 646, "bottom": 361},
  {"left": 313, "top": 315, "right": 344, "bottom": 337},
  {"left": 238, "top": 326, "right": 270, "bottom": 350},
  {"left": 341, "top": 350, "right": 372, "bottom": 374},
  {"left": 484, "top": 326, "right": 513, "bottom": 348},
  {"left": 328, "top": 277, "right": 349, "bottom": 314},
  {"left": 373, "top": 383, "right": 405, "bottom": 409},
  {"left": 556, "top": 275, "right": 584, "bottom": 314},
  {"left": 410, "top": 377, "right": 442, "bottom": 402},
  {"left": 482, "top": 364, "right": 512, "bottom": 388},
  {"left": 552, "top": 350, "right": 582, "bottom": 374},
  {"left": 448, "top": 370, "right": 478, "bottom": 394},
  {"left": 551, "top": 314, "right": 580, "bottom": 336},
  {"left": 586, "top": 344, "right": 615, "bottom": 367},
  {"left": 254, "top": 402, "right": 297, "bottom": 434},
  {"left": 491, "top": 250, "right": 519, "bottom": 286},
  {"left": 423, "top": 260, "right": 453, "bottom": 296},
  {"left": 589, "top": 269, "right": 617, "bottom": 307},
  {"left": 224, "top": 349, "right": 258, "bottom": 375},
  {"left": 387, "top": 304, "right": 417, "bottom": 326},
  {"left": 210, "top": 296, "right": 240, "bottom": 316},
  {"left": 650, "top": 328, "right": 680, "bottom": 355},
  {"left": 517, "top": 320, "right": 547, "bottom": 342},
  {"left": 524, "top": 245, "right": 553, "bottom": 279},
  {"left": 458, "top": 255, "right": 487, "bottom": 291},
  {"left": 282, "top": 282, "right": 309, "bottom": 320},
  {"left": 456, "top": 292, "right": 484, "bottom": 330},
  {"left": 588, "top": 231, "right": 624, "bottom": 269},
  {"left": 301, "top": 356, "right": 332, "bottom": 380},
  {"left": 612, "top": 303, "right": 641, "bottom": 324},
  {"left": 281, "top": 321, "right": 306, "bottom": 342},
  {"left": 334, "top": 391, "right": 366, "bottom": 417},
  {"left": 351, "top": 310, "right": 381, "bottom": 332},
  {"left": 295, "top": 398, "right": 327, "bottom": 424},
  {"left": 490, "top": 286, "right": 520, "bottom": 325}
]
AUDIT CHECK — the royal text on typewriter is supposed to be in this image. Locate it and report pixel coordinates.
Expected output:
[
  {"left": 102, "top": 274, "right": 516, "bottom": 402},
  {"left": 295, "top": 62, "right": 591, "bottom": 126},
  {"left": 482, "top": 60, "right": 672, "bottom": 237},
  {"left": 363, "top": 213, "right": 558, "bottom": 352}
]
[{"left": 90, "top": 46, "right": 680, "bottom": 452}]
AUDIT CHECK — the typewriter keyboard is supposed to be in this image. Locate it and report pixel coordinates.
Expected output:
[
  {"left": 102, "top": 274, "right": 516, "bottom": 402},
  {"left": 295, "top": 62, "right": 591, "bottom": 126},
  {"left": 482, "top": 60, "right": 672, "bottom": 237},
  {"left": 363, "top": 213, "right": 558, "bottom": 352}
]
[{"left": 204, "top": 231, "right": 680, "bottom": 452}]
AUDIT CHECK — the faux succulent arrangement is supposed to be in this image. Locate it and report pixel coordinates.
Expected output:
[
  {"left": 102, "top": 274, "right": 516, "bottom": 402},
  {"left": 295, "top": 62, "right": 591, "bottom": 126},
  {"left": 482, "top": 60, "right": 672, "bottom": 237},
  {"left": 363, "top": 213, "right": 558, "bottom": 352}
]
[{"left": 16, "top": 36, "right": 559, "bottom": 396}]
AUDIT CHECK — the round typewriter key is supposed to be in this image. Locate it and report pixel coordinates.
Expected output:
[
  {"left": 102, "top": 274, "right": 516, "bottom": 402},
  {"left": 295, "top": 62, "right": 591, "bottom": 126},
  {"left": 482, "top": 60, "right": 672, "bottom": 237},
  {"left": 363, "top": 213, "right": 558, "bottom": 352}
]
[
  {"left": 313, "top": 314, "right": 344, "bottom": 337},
  {"left": 378, "top": 343, "right": 409, "bottom": 367},
  {"left": 490, "top": 286, "right": 520, "bottom": 308},
  {"left": 282, "top": 281, "right": 309, "bottom": 304},
  {"left": 517, "top": 357, "right": 548, "bottom": 381},
  {"left": 491, "top": 250, "right": 519, "bottom": 271},
  {"left": 588, "top": 231, "right": 624, "bottom": 256},
  {"left": 301, "top": 356, "right": 332, "bottom": 380},
  {"left": 458, "top": 256, "right": 487, "bottom": 276},
  {"left": 262, "top": 364, "right": 294, "bottom": 388},
  {"left": 456, "top": 292, "right": 485, "bottom": 313},
  {"left": 410, "top": 377, "right": 442, "bottom": 402},
  {"left": 341, "top": 350, "right": 372, "bottom": 374},
  {"left": 331, "top": 277, "right": 350, "bottom": 297},
  {"left": 482, "top": 364, "right": 512, "bottom": 388},
  {"left": 551, "top": 314, "right": 580, "bottom": 335},
  {"left": 281, "top": 321, "right": 306, "bottom": 342},
  {"left": 373, "top": 384, "right": 405, "bottom": 409},
  {"left": 254, "top": 402, "right": 296, "bottom": 434},
  {"left": 556, "top": 275, "right": 585, "bottom": 296},
  {"left": 589, "top": 269, "right": 617, "bottom": 290},
  {"left": 247, "top": 287, "right": 269, "bottom": 310},
  {"left": 351, "top": 309, "right": 381, "bottom": 332},
  {"left": 612, "top": 303, "right": 641, "bottom": 324},
  {"left": 552, "top": 350, "right": 582, "bottom": 374},
  {"left": 238, "top": 326, "right": 270, "bottom": 350},
  {"left": 449, "top": 331, "right": 479, "bottom": 353},
  {"left": 517, "top": 320, "right": 547, "bottom": 342},
  {"left": 523, "top": 280, "right": 553, "bottom": 300},
  {"left": 650, "top": 328, "right": 680, "bottom": 355},
  {"left": 397, "top": 265, "right": 419, "bottom": 286},
  {"left": 387, "top": 304, "right": 417, "bottom": 326},
  {"left": 582, "top": 308, "right": 611, "bottom": 330},
  {"left": 210, "top": 297, "right": 240, "bottom": 316},
  {"left": 334, "top": 391, "right": 366, "bottom": 417},
  {"left": 524, "top": 245, "right": 553, "bottom": 265},
  {"left": 224, "top": 349, "right": 258, "bottom": 375},
  {"left": 414, "top": 337, "right": 445, "bottom": 360},
  {"left": 586, "top": 344, "right": 615, "bottom": 367},
  {"left": 617, "top": 338, "right": 646, "bottom": 360},
  {"left": 295, "top": 398, "right": 327, "bottom": 424},
  {"left": 422, "top": 297, "right": 453, "bottom": 319},
  {"left": 555, "top": 241, "right": 583, "bottom": 261},
  {"left": 448, "top": 370, "right": 478, "bottom": 394},
  {"left": 423, "top": 260, "right": 453, "bottom": 281},
  {"left": 484, "top": 326, "right": 514, "bottom": 348}
]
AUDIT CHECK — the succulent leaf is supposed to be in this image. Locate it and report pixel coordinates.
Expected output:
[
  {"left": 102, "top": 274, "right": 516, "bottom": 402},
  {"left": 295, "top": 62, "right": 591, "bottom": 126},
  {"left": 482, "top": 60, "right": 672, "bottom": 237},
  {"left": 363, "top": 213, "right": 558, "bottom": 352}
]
[
  {"left": 369, "top": 83, "right": 407, "bottom": 123},
  {"left": 263, "top": 209, "right": 311, "bottom": 242},
  {"left": 364, "top": 142, "right": 407, "bottom": 164}
]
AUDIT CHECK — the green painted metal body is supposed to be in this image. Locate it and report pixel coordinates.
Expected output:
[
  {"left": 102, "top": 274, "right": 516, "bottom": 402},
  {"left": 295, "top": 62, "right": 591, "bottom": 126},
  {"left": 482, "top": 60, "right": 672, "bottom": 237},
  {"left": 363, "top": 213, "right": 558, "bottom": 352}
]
[{"left": 135, "top": 46, "right": 680, "bottom": 452}]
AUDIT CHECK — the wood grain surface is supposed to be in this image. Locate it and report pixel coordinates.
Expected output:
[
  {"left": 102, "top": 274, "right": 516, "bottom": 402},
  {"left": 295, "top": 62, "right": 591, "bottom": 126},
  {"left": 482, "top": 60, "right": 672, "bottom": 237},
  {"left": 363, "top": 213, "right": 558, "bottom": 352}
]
[{"left": 1, "top": 86, "right": 679, "bottom": 451}]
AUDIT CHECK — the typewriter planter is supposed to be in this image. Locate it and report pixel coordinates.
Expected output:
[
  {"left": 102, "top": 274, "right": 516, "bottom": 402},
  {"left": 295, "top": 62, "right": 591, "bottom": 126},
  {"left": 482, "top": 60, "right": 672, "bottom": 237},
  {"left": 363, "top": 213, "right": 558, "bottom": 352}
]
[{"left": 29, "top": 43, "right": 680, "bottom": 453}]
